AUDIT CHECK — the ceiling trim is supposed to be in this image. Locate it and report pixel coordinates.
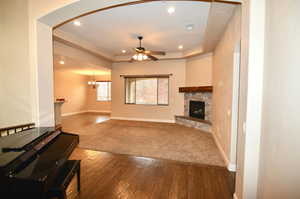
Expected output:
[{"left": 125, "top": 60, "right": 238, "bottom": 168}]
[
  {"left": 53, "top": 35, "right": 114, "bottom": 62},
  {"left": 53, "top": 0, "right": 241, "bottom": 29},
  {"left": 53, "top": 35, "right": 214, "bottom": 63}
]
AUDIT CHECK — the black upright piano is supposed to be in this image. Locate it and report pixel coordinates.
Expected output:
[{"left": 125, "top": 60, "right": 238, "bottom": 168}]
[{"left": 0, "top": 127, "right": 79, "bottom": 198}]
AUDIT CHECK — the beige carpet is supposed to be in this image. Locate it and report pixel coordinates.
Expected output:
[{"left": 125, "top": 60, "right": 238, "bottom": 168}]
[{"left": 62, "top": 113, "right": 225, "bottom": 167}]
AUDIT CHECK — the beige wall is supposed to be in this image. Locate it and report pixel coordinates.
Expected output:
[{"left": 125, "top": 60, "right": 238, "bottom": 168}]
[
  {"left": 54, "top": 70, "right": 88, "bottom": 115},
  {"left": 0, "top": 0, "right": 32, "bottom": 127},
  {"left": 86, "top": 75, "right": 111, "bottom": 113},
  {"left": 185, "top": 53, "right": 213, "bottom": 87},
  {"left": 258, "top": 0, "right": 300, "bottom": 198},
  {"left": 111, "top": 60, "right": 185, "bottom": 122},
  {"left": 212, "top": 7, "right": 241, "bottom": 164},
  {"left": 54, "top": 71, "right": 112, "bottom": 115}
]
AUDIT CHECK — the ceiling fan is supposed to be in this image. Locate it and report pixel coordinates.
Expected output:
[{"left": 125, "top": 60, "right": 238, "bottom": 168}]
[{"left": 131, "top": 36, "right": 166, "bottom": 61}]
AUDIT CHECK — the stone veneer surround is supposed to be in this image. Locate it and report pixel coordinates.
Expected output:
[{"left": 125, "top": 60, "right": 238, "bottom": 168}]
[{"left": 175, "top": 91, "right": 212, "bottom": 133}]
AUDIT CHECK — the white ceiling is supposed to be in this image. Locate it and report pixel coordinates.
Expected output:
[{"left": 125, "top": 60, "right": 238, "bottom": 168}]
[{"left": 57, "top": 1, "right": 213, "bottom": 56}]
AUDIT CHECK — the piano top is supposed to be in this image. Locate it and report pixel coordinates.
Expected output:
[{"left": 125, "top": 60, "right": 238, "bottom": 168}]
[{"left": 0, "top": 127, "right": 55, "bottom": 167}]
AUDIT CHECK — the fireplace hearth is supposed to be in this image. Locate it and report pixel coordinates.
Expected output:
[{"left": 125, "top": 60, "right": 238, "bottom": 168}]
[{"left": 189, "top": 101, "right": 205, "bottom": 119}]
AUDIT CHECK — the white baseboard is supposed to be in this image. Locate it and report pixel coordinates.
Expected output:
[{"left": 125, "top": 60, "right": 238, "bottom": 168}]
[
  {"left": 110, "top": 116, "right": 175, "bottom": 123},
  {"left": 62, "top": 110, "right": 111, "bottom": 116},
  {"left": 62, "top": 111, "right": 87, "bottom": 117},
  {"left": 211, "top": 132, "right": 237, "bottom": 171},
  {"left": 87, "top": 110, "right": 111, "bottom": 114},
  {"left": 227, "top": 163, "right": 237, "bottom": 172},
  {"left": 233, "top": 193, "right": 238, "bottom": 199}
]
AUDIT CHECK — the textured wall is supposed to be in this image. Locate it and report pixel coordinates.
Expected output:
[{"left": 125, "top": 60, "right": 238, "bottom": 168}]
[
  {"left": 54, "top": 70, "right": 88, "bottom": 115},
  {"left": 258, "top": 0, "right": 300, "bottom": 198},
  {"left": 0, "top": 0, "right": 31, "bottom": 127},
  {"left": 212, "top": 7, "right": 241, "bottom": 161},
  {"left": 185, "top": 53, "right": 213, "bottom": 87}
]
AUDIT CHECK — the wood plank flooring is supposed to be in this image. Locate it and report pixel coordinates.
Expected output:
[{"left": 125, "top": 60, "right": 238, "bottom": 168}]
[{"left": 67, "top": 148, "right": 235, "bottom": 199}]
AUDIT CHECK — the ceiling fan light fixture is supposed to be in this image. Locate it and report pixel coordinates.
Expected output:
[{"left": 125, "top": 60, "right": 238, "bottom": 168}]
[{"left": 132, "top": 53, "right": 148, "bottom": 61}]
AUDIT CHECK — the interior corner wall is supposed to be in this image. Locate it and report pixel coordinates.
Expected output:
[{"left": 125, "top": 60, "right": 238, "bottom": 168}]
[
  {"left": 0, "top": 0, "right": 32, "bottom": 128},
  {"left": 185, "top": 53, "right": 213, "bottom": 87},
  {"left": 54, "top": 70, "right": 88, "bottom": 115},
  {"left": 212, "top": 7, "right": 241, "bottom": 164},
  {"left": 111, "top": 60, "right": 185, "bottom": 122}
]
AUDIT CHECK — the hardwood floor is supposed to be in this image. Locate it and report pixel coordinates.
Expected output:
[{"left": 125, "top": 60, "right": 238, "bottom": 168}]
[{"left": 67, "top": 148, "right": 235, "bottom": 199}]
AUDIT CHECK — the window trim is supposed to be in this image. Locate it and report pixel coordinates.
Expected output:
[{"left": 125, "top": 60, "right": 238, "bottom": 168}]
[
  {"left": 124, "top": 77, "right": 169, "bottom": 106},
  {"left": 96, "top": 81, "right": 111, "bottom": 102}
]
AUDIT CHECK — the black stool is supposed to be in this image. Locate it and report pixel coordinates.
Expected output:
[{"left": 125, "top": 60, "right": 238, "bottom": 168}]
[{"left": 47, "top": 160, "right": 81, "bottom": 199}]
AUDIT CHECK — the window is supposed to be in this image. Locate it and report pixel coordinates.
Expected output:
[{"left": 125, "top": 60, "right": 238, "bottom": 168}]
[
  {"left": 96, "top": 81, "right": 111, "bottom": 101},
  {"left": 125, "top": 77, "right": 169, "bottom": 105}
]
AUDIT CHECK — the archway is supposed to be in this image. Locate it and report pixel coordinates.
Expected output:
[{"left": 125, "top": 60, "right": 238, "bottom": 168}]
[{"left": 32, "top": 0, "right": 265, "bottom": 199}]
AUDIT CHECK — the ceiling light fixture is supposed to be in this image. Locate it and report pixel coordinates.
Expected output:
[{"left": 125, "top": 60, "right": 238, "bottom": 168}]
[
  {"left": 132, "top": 36, "right": 149, "bottom": 61},
  {"left": 178, "top": 45, "right": 183, "bottom": 50},
  {"left": 73, "top": 20, "right": 81, "bottom": 26},
  {"left": 133, "top": 53, "right": 148, "bottom": 61},
  {"left": 88, "top": 72, "right": 97, "bottom": 89},
  {"left": 167, "top": 7, "right": 175, "bottom": 14},
  {"left": 122, "top": 50, "right": 126, "bottom": 53},
  {"left": 59, "top": 60, "right": 65, "bottom": 65},
  {"left": 185, "top": 24, "right": 194, "bottom": 31}
]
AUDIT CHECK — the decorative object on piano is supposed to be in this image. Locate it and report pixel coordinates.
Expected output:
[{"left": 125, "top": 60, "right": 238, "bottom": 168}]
[
  {"left": 87, "top": 72, "right": 97, "bottom": 89},
  {"left": 0, "top": 123, "right": 35, "bottom": 137},
  {"left": 0, "top": 127, "right": 80, "bottom": 199},
  {"left": 56, "top": 98, "right": 65, "bottom": 102}
]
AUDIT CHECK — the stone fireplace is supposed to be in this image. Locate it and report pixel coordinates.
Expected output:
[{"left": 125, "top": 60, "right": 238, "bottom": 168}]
[{"left": 175, "top": 86, "right": 212, "bottom": 133}]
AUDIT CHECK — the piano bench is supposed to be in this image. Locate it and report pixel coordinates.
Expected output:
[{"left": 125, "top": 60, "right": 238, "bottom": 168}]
[{"left": 47, "top": 160, "right": 81, "bottom": 199}]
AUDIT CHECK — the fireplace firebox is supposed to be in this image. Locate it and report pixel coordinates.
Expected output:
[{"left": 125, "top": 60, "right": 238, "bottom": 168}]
[{"left": 189, "top": 101, "right": 205, "bottom": 119}]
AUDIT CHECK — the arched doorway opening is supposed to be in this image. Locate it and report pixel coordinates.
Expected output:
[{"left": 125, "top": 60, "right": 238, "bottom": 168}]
[{"left": 32, "top": 0, "right": 265, "bottom": 199}]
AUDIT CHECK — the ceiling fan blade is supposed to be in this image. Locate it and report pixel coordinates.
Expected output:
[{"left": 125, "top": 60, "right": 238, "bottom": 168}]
[
  {"left": 145, "top": 50, "right": 166, "bottom": 56},
  {"left": 133, "top": 48, "right": 139, "bottom": 52},
  {"left": 148, "top": 54, "right": 159, "bottom": 61}
]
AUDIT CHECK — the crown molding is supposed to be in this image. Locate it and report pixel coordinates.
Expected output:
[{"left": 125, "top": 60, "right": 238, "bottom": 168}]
[{"left": 53, "top": 30, "right": 114, "bottom": 62}]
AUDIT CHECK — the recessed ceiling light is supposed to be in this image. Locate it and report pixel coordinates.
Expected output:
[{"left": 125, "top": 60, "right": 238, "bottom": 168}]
[
  {"left": 73, "top": 20, "right": 81, "bottom": 26},
  {"left": 167, "top": 7, "right": 175, "bottom": 14},
  {"left": 122, "top": 50, "right": 126, "bottom": 53},
  {"left": 185, "top": 24, "right": 194, "bottom": 31},
  {"left": 178, "top": 45, "right": 183, "bottom": 50},
  {"left": 59, "top": 60, "right": 65, "bottom": 65}
]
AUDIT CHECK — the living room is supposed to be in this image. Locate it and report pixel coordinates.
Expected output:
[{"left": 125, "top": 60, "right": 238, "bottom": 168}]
[
  {"left": 2, "top": 0, "right": 298, "bottom": 198},
  {"left": 52, "top": 1, "right": 240, "bottom": 170}
]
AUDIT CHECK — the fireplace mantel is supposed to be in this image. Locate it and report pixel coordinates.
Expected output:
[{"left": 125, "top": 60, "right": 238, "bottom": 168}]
[{"left": 179, "top": 86, "right": 213, "bottom": 93}]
